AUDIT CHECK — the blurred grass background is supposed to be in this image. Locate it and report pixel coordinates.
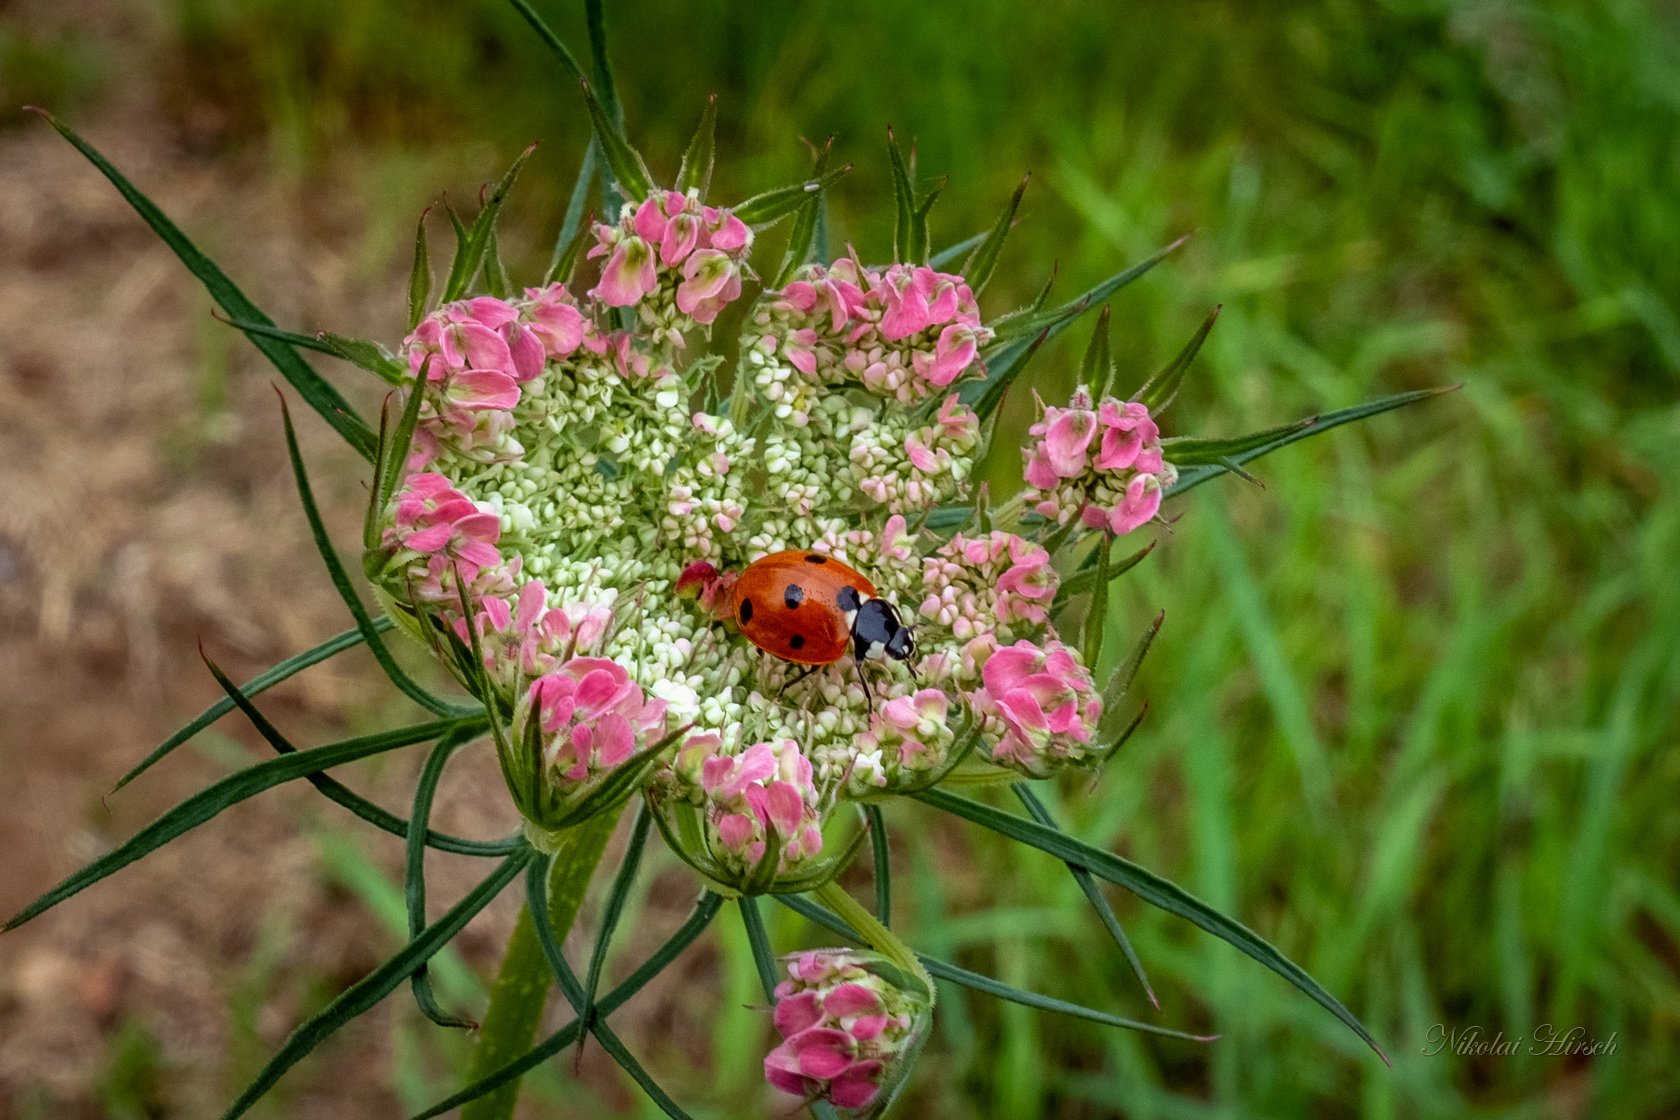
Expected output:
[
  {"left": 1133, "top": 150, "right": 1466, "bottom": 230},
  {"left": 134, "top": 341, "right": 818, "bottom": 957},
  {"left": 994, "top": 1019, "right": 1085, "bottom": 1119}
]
[{"left": 3, "top": 0, "right": 1678, "bottom": 1117}]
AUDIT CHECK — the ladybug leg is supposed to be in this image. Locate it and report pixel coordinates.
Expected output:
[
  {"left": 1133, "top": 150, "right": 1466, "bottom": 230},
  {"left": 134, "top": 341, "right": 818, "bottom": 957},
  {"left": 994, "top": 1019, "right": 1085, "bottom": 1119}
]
[
  {"left": 778, "top": 664, "right": 820, "bottom": 698},
  {"left": 853, "top": 659, "right": 875, "bottom": 708}
]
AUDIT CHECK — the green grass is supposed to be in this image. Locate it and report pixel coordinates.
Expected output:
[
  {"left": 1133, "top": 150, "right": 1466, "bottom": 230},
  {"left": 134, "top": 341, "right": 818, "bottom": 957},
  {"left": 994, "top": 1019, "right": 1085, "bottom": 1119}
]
[{"left": 41, "top": 0, "right": 1680, "bottom": 1115}]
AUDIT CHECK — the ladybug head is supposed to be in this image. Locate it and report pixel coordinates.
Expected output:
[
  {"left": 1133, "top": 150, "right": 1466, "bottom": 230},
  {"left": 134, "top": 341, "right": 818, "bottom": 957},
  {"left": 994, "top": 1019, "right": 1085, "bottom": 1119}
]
[{"left": 852, "top": 598, "right": 916, "bottom": 663}]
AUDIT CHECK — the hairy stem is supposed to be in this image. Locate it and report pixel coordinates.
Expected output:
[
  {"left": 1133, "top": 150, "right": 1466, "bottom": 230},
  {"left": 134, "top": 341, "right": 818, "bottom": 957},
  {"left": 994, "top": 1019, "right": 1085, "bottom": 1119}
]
[{"left": 461, "top": 807, "right": 622, "bottom": 1120}]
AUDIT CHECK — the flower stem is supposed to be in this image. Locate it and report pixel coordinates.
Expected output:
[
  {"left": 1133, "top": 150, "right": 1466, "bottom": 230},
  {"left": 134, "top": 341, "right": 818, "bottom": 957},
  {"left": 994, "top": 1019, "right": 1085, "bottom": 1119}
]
[
  {"left": 461, "top": 807, "right": 623, "bottom": 1120},
  {"left": 813, "top": 880, "right": 935, "bottom": 1006}
]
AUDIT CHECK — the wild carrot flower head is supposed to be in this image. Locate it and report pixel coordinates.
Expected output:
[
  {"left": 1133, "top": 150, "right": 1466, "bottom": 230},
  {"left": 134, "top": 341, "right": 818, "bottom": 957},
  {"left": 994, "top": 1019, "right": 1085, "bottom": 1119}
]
[{"left": 1024, "top": 388, "right": 1175, "bottom": 536}]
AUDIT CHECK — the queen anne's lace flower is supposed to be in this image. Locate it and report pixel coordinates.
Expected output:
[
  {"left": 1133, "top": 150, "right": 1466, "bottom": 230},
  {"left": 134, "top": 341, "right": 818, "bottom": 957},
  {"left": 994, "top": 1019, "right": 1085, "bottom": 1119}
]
[
  {"left": 1024, "top": 388, "right": 1176, "bottom": 535},
  {"left": 978, "top": 639, "right": 1105, "bottom": 776},
  {"left": 765, "top": 949, "right": 931, "bottom": 1114}
]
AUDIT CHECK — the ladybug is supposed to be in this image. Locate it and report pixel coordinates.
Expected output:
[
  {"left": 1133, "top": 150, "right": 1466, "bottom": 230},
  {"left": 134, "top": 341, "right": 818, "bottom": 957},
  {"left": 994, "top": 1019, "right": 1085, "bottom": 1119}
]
[{"left": 730, "top": 550, "right": 915, "bottom": 700}]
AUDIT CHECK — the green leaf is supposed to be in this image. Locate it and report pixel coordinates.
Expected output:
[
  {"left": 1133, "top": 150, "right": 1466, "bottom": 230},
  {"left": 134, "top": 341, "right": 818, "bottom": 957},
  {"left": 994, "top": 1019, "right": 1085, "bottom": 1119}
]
[
  {"left": 527, "top": 856, "right": 696, "bottom": 1120},
  {"left": 584, "top": 0, "right": 623, "bottom": 127},
  {"left": 887, "top": 126, "right": 915, "bottom": 263},
  {"left": 962, "top": 173, "right": 1028, "bottom": 293},
  {"left": 407, "top": 734, "right": 481, "bottom": 1029},
  {"left": 547, "top": 141, "right": 598, "bottom": 284},
  {"left": 990, "top": 233, "right": 1187, "bottom": 345},
  {"left": 278, "top": 398, "right": 469, "bottom": 718},
  {"left": 30, "top": 109, "right": 376, "bottom": 459},
  {"left": 442, "top": 144, "right": 537, "bottom": 303},
  {"left": 408, "top": 207, "right": 433, "bottom": 329},
  {"left": 1135, "top": 305, "right": 1220, "bottom": 411},
  {"left": 676, "top": 93, "right": 718, "bottom": 198},
  {"left": 776, "top": 895, "right": 1208, "bottom": 1042},
  {"left": 865, "top": 803, "right": 891, "bottom": 927},
  {"left": 408, "top": 893, "right": 724, "bottom": 1120},
  {"left": 1165, "top": 386, "right": 1459, "bottom": 498},
  {"left": 582, "top": 80, "right": 653, "bottom": 202},
  {"left": 772, "top": 137, "right": 835, "bottom": 289},
  {"left": 5, "top": 714, "right": 484, "bottom": 932},
  {"left": 578, "top": 803, "right": 653, "bottom": 1051},
  {"left": 1082, "top": 528, "right": 1113, "bottom": 670},
  {"left": 1080, "top": 304, "right": 1113, "bottom": 390},
  {"left": 221, "top": 848, "right": 532, "bottom": 1119},
  {"left": 318, "top": 332, "right": 405, "bottom": 385},
  {"left": 200, "top": 652, "right": 516, "bottom": 858},
  {"left": 1013, "top": 786, "right": 1157, "bottom": 1008},
  {"left": 107, "top": 624, "right": 372, "bottom": 797},
  {"left": 734, "top": 163, "right": 855, "bottom": 227},
  {"left": 737, "top": 897, "right": 781, "bottom": 1000},
  {"left": 911, "top": 788, "right": 1389, "bottom": 1063}
]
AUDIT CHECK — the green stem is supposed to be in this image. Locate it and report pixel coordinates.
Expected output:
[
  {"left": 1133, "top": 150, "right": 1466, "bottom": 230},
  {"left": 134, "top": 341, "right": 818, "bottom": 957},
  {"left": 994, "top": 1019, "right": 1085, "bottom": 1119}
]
[
  {"left": 813, "top": 880, "right": 935, "bottom": 1007},
  {"left": 461, "top": 807, "right": 623, "bottom": 1120}
]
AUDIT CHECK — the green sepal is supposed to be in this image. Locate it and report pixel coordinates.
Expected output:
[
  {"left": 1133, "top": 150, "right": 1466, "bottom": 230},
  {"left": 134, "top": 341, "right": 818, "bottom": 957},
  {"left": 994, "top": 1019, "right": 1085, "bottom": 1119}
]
[
  {"left": 734, "top": 162, "right": 855, "bottom": 227},
  {"left": 407, "top": 892, "right": 723, "bottom": 1120},
  {"left": 676, "top": 93, "right": 718, "bottom": 198},
  {"left": 1165, "top": 386, "right": 1460, "bottom": 498},
  {"left": 219, "top": 848, "right": 533, "bottom": 1120},
  {"left": 27, "top": 108, "right": 376, "bottom": 459},
  {"left": 408, "top": 207, "right": 433, "bottom": 329},
  {"left": 4, "top": 714, "right": 486, "bottom": 932},
  {"left": 911, "top": 787, "right": 1389, "bottom": 1063},
  {"left": 962, "top": 173, "right": 1029, "bottom": 293},
  {"left": 582, "top": 79, "right": 653, "bottom": 201},
  {"left": 772, "top": 136, "right": 835, "bottom": 288},
  {"left": 442, "top": 144, "right": 537, "bottom": 303},
  {"left": 646, "top": 796, "right": 871, "bottom": 897},
  {"left": 1135, "top": 305, "right": 1220, "bottom": 412},
  {"left": 1081, "top": 304, "right": 1114, "bottom": 393},
  {"left": 1013, "top": 784, "right": 1157, "bottom": 1007}
]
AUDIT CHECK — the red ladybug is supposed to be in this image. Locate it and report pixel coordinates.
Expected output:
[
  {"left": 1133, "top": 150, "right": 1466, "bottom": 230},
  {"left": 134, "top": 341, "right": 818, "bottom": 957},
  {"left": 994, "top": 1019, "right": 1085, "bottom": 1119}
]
[{"left": 731, "top": 550, "right": 915, "bottom": 698}]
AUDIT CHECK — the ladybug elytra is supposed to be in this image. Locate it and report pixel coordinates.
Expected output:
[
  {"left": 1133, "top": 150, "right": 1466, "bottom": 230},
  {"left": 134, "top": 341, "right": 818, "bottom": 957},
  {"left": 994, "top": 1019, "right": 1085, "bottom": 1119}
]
[{"left": 730, "top": 550, "right": 915, "bottom": 698}]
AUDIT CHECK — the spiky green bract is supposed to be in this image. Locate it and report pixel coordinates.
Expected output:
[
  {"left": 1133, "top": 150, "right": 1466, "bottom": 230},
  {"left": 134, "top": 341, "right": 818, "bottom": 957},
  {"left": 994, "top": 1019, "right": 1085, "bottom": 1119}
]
[
  {"left": 735, "top": 163, "right": 855, "bottom": 226},
  {"left": 441, "top": 145, "right": 537, "bottom": 303},
  {"left": 578, "top": 804, "right": 654, "bottom": 1052},
  {"left": 911, "top": 788, "right": 1389, "bottom": 1064},
  {"left": 1164, "top": 386, "right": 1460, "bottom": 497},
  {"left": 3, "top": 714, "right": 487, "bottom": 933},
  {"left": 406, "top": 733, "right": 482, "bottom": 1029},
  {"left": 774, "top": 137, "right": 836, "bottom": 288},
  {"left": 219, "top": 848, "right": 534, "bottom": 1120},
  {"left": 26, "top": 108, "right": 375, "bottom": 459},
  {"left": 409, "top": 893, "right": 724, "bottom": 1120},
  {"left": 1135, "top": 306, "right": 1220, "bottom": 411},
  {"left": 677, "top": 93, "right": 718, "bottom": 198},
  {"left": 962, "top": 173, "right": 1029, "bottom": 294}
]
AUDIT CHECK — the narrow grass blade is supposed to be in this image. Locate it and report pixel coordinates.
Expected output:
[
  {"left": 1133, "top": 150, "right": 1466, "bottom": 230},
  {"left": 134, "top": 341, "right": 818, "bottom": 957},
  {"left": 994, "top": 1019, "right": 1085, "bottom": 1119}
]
[
  {"left": 279, "top": 397, "right": 470, "bottom": 718},
  {"left": 962, "top": 173, "right": 1028, "bottom": 293},
  {"left": 407, "top": 734, "right": 480, "bottom": 1029},
  {"left": 201, "top": 652, "right": 515, "bottom": 858},
  {"left": 221, "top": 848, "right": 533, "bottom": 1119},
  {"left": 1164, "top": 386, "right": 1459, "bottom": 498},
  {"left": 408, "top": 207, "right": 432, "bottom": 329},
  {"left": 547, "top": 141, "right": 598, "bottom": 284},
  {"left": 27, "top": 109, "right": 376, "bottom": 459},
  {"left": 1135, "top": 306, "right": 1219, "bottom": 411},
  {"left": 527, "top": 857, "right": 696, "bottom": 1120},
  {"left": 579, "top": 803, "right": 654, "bottom": 1050},
  {"left": 441, "top": 145, "right": 537, "bottom": 303},
  {"left": 318, "top": 332, "right": 406, "bottom": 385},
  {"left": 212, "top": 315, "right": 336, "bottom": 355},
  {"left": 408, "top": 892, "right": 724, "bottom": 1120},
  {"left": 582, "top": 80, "right": 652, "bottom": 201},
  {"left": 1013, "top": 785, "right": 1157, "bottom": 1008},
  {"left": 865, "top": 803, "right": 891, "bottom": 927},
  {"left": 911, "top": 788, "right": 1388, "bottom": 1062},
  {"left": 505, "top": 0, "right": 586, "bottom": 83},
  {"left": 584, "top": 0, "right": 623, "bottom": 126},
  {"left": 107, "top": 623, "right": 374, "bottom": 797},
  {"left": 735, "top": 164, "right": 854, "bottom": 227},
  {"left": 776, "top": 896, "right": 1209, "bottom": 1042},
  {"left": 5, "top": 715, "right": 483, "bottom": 932},
  {"left": 676, "top": 93, "right": 718, "bottom": 198}
]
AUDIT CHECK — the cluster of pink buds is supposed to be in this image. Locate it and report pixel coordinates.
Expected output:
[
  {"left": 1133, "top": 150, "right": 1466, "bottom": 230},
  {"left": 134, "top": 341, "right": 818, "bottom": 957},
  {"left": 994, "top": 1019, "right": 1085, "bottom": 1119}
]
[
  {"left": 659, "top": 735, "right": 830, "bottom": 886},
  {"left": 749, "top": 259, "right": 992, "bottom": 424},
  {"left": 849, "top": 688, "right": 958, "bottom": 794},
  {"left": 506, "top": 655, "right": 671, "bottom": 832},
  {"left": 765, "top": 949, "right": 932, "bottom": 1116},
  {"left": 977, "top": 639, "right": 1106, "bottom": 777},
  {"left": 919, "top": 530, "right": 1059, "bottom": 679},
  {"left": 378, "top": 472, "right": 515, "bottom": 604},
  {"left": 403, "top": 289, "right": 600, "bottom": 465},
  {"left": 1023, "top": 389, "right": 1176, "bottom": 536},
  {"left": 587, "top": 189, "right": 754, "bottom": 331},
  {"left": 451, "top": 579, "right": 614, "bottom": 694}
]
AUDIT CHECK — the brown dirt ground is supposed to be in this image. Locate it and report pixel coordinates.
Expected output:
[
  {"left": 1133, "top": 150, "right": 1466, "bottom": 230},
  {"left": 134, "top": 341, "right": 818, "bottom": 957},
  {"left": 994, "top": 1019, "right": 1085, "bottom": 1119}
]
[{"left": 0, "top": 10, "right": 730, "bottom": 1117}]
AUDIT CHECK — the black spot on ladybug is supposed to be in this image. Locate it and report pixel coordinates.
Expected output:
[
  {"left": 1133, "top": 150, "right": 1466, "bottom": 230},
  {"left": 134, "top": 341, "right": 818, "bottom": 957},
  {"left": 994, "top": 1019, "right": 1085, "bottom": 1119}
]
[
  {"left": 789, "top": 634, "right": 806, "bottom": 651},
  {"left": 804, "top": 554, "right": 828, "bottom": 564},
  {"left": 739, "top": 598, "right": 754, "bottom": 625},
  {"left": 784, "top": 584, "right": 805, "bottom": 609},
  {"left": 836, "top": 585, "right": 861, "bottom": 613}
]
